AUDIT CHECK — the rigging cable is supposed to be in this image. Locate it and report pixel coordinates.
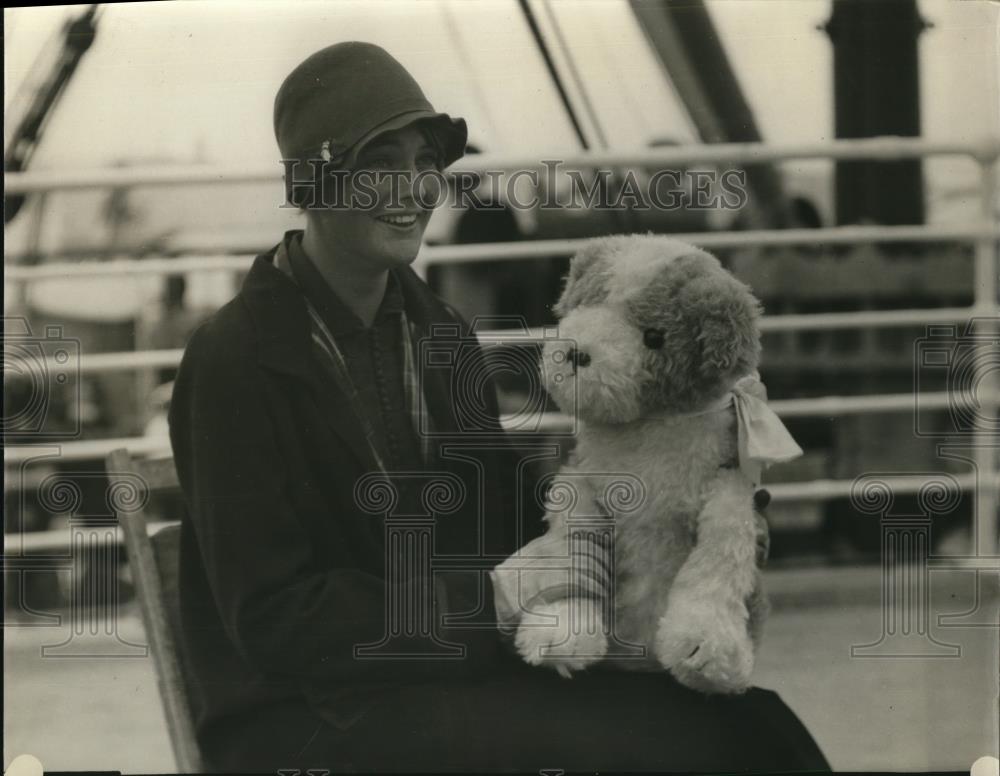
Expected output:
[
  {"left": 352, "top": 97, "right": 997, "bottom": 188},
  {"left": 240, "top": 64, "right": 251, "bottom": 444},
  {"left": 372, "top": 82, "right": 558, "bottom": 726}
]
[{"left": 516, "top": 0, "right": 590, "bottom": 150}]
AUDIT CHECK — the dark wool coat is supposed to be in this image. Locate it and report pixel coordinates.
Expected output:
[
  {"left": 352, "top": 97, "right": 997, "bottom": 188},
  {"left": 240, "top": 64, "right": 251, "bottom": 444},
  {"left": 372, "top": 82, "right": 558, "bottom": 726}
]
[{"left": 168, "top": 245, "right": 527, "bottom": 742}]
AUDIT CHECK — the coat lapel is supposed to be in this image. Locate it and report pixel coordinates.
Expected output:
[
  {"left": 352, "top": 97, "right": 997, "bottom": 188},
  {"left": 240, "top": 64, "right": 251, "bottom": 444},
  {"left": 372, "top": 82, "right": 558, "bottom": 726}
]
[
  {"left": 303, "top": 365, "right": 384, "bottom": 475},
  {"left": 239, "top": 248, "right": 383, "bottom": 474},
  {"left": 394, "top": 266, "right": 461, "bottom": 438}
]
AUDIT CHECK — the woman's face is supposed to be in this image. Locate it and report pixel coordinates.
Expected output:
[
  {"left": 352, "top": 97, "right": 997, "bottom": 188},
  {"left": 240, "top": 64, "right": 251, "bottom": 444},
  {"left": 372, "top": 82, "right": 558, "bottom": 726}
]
[{"left": 307, "top": 123, "right": 441, "bottom": 271}]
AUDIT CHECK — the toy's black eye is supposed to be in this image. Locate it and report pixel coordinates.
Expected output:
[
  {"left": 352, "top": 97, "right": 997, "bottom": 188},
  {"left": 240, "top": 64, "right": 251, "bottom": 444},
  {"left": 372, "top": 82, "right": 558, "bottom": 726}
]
[{"left": 643, "top": 329, "right": 665, "bottom": 350}]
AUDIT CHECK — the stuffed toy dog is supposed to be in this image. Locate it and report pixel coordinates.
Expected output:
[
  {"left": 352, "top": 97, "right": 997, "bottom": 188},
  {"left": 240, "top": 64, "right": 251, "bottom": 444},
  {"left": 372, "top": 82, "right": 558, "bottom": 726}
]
[{"left": 503, "top": 234, "right": 802, "bottom": 694}]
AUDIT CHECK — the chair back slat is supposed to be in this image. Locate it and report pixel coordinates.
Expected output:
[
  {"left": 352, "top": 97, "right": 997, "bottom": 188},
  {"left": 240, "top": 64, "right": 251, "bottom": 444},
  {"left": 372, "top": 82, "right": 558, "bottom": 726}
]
[
  {"left": 151, "top": 524, "right": 186, "bottom": 675},
  {"left": 131, "top": 455, "right": 182, "bottom": 492},
  {"left": 107, "top": 447, "right": 203, "bottom": 773}
]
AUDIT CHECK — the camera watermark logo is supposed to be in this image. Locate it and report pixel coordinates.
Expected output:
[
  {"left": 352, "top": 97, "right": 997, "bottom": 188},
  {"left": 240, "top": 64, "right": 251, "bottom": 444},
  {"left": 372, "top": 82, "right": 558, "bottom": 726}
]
[
  {"left": 914, "top": 319, "right": 1000, "bottom": 439},
  {"left": 3, "top": 317, "right": 82, "bottom": 441},
  {"left": 417, "top": 316, "right": 578, "bottom": 438}
]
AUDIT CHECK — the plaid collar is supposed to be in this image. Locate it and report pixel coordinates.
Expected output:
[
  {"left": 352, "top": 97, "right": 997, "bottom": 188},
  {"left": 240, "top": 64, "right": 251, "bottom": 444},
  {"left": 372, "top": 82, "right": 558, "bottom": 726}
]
[
  {"left": 274, "top": 233, "right": 436, "bottom": 470},
  {"left": 284, "top": 230, "right": 404, "bottom": 337},
  {"left": 249, "top": 235, "right": 469, "bottom": 441}
]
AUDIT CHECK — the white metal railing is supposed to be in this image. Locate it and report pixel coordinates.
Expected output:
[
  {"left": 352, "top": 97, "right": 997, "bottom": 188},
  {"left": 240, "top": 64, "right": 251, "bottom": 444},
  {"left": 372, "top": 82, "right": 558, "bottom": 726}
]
[
  {"left": 6, "top": 311, "right": 996, "bottom": 378},
  {"left": 7, "top": 224, "right": 1000, "bottom": 277},
  {"left": 5, "top": 136, "right": 999, "bottom": 194},
  {"left": 3, "top": 391, "right": 999, "bottom": 465},
  {"left": 4, "top": 137, "right": 999, "bottom": 555},
  {"left": 7, "top": 225, "right": 998, "bottom": 282}
]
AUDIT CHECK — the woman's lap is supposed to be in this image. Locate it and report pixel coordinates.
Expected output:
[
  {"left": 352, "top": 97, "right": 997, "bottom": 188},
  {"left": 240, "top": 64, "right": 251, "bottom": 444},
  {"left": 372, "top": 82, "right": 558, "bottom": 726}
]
[
  {"left": 208, "top": 667, "right": 829, "bottom": 773},
  {"left": 435, "top": 669, "right": 828, "bottom": 773}
]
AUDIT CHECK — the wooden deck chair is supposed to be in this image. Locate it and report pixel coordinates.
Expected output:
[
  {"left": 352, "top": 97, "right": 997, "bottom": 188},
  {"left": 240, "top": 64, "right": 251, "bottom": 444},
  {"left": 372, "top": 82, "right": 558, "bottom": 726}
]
[{"left": 106, "top": 448, "right": 204, "bottom": 773}]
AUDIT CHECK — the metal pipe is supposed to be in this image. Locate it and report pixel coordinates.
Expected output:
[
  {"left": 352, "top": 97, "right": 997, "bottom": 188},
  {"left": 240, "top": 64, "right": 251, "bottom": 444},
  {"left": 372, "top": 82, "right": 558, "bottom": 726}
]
[
  {"left": 8, "top": 387, "right": 1000, "bottom": 465},
  {"left": 517, "top": 0, "right": 591, "bottom": 149},
  {"left": 972, "top": 156, "right": 999, "bottom": 555},
  {"left": 5, "top": 137, "right": 999, "bottom": 194},
  {"left": 5, "top": 432, "right": 988, "bottom": 508},
  {"left": 767, "top": 472, "right": 983, "bottom": 503},
  {"left": 6, "top": 224, "right": 998, "bottom": 280},
  {"left": 6, "top": 308, "right": 998, "bottom": 376}
]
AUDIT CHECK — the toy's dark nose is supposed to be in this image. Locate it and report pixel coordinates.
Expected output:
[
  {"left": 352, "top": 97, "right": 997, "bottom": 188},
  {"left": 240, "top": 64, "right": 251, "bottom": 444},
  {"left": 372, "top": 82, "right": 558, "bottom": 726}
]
[{"left": 567, "top": 348, "right": 591, "bottom": 370}]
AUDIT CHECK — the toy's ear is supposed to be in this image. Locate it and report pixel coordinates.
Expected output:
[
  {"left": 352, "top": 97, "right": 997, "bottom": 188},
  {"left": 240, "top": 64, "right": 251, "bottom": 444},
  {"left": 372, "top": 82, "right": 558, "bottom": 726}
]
[
  {"left": 553, "top": 238, "right": 613, "bottom": 318},
  {"left": 688, "top": 273, "right": 762, "bottom": 381}
]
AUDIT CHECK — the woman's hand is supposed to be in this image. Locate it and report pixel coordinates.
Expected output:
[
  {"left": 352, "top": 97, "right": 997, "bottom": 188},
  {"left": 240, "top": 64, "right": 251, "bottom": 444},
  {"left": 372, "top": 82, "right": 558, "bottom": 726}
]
[
  {"left": 491, "top": 488, "right": 768, "bottom": 635},
  {"left": 489, "top": 528, "right": 612, "bottom": 635}
]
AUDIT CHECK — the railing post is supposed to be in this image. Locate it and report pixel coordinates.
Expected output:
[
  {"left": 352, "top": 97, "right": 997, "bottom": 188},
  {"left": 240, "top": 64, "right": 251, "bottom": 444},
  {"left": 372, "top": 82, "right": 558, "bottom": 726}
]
[{"left": 972, "top": 148, "right": 999, "bottom": 557}]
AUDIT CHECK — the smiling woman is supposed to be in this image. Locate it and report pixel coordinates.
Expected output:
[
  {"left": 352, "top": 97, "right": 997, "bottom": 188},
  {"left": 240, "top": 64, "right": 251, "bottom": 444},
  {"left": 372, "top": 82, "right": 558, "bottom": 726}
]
[
  {"left": 166, "top": 40, "right": 830, "bottom": 773},
  {"left": 298, "top": 123, "right": 444, "bottom": 309}
]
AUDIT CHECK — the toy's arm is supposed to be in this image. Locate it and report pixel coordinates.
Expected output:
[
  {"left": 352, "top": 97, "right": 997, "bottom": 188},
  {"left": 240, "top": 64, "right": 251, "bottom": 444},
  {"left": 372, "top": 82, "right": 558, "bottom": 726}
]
[
  {"left": 670, "top": 469, "right": 759, "bottom": 616},
  {"left": 655, "top": 468, "right": 761, "bottom": 691}
]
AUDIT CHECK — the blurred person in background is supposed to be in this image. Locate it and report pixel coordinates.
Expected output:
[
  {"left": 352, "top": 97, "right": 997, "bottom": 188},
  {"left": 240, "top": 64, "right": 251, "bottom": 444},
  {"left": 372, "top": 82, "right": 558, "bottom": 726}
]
[{"left": 168, "top": 41, "right": 828, "bottom": 772}]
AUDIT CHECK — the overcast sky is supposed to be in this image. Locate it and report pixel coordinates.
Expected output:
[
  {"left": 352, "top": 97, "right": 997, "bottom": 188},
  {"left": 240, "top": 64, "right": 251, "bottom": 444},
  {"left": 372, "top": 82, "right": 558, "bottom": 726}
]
[{"left": 5, "top": 0, "right": 998, "bottom": 170}]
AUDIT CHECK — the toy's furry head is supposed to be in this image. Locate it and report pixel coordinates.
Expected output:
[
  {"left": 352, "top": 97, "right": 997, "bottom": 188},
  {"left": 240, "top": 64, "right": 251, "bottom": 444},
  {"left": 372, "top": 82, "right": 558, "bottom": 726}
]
[{"left": 542, "top": 234, "right": 761, "bottom": 424}]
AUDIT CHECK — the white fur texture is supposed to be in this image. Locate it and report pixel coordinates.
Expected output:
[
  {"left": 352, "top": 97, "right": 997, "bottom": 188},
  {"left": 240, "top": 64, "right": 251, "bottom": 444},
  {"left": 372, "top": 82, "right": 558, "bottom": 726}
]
[
  {"left": 542, "top": 306, "right": 649, "bottom": 424},
  {"left": 518, "top": 236, "right": 766, "bottom": 693},
  {"left": 515, "top": 409, "right": 761, "bottom": 693},
  {"left": 655, "top": 469, "right": 757, "bottom": 692},
  {"left": 603, "top": 237, "right": 710, "bottom": 304},
  {"left": 515, "top": 599, "right": 610, "bottom": 679}
]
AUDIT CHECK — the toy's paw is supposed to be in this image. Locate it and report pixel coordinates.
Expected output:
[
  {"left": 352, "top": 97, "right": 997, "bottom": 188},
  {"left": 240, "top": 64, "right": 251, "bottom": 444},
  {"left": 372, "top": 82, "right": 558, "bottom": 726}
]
[
  {"left": 514, "top": 598, "right": 608, "bottom": 678},
  {"left": 655, "top": 596, "right": 754, "bottom": 694}
]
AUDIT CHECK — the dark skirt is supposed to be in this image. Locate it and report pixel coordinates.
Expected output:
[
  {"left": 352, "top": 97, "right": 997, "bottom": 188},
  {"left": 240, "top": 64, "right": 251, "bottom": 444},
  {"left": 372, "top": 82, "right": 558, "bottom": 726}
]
[{"left": 204, "top": 663, "right": 830, "bottom": 773}]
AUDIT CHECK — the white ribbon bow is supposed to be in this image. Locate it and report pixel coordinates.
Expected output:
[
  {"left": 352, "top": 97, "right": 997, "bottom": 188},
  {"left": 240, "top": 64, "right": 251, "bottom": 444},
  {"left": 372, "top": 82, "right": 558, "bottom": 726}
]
[{"left": 727, "top": 373, "right": 803, "bottom": 486}]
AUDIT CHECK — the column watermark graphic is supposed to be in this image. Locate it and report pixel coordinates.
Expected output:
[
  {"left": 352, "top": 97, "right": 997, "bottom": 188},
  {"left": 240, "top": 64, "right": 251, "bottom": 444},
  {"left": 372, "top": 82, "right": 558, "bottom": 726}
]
[
  {"left": 4, "top": 464, "right": 151, "bottom": 658},
  {"left": 850, "top": 473, "right": 964, "bottom": 657},
  {"left": 846, "top": 316, "right": 1000, "bottom": 659},
  {"left": 352, "top": 471, "right": 470, "bottom": 660},
  {"left": 3, "top": 315, "right": 151, "bottom": 655},
  {"left": 505, "top": 472, "right": 647, "bottom": 664}
]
